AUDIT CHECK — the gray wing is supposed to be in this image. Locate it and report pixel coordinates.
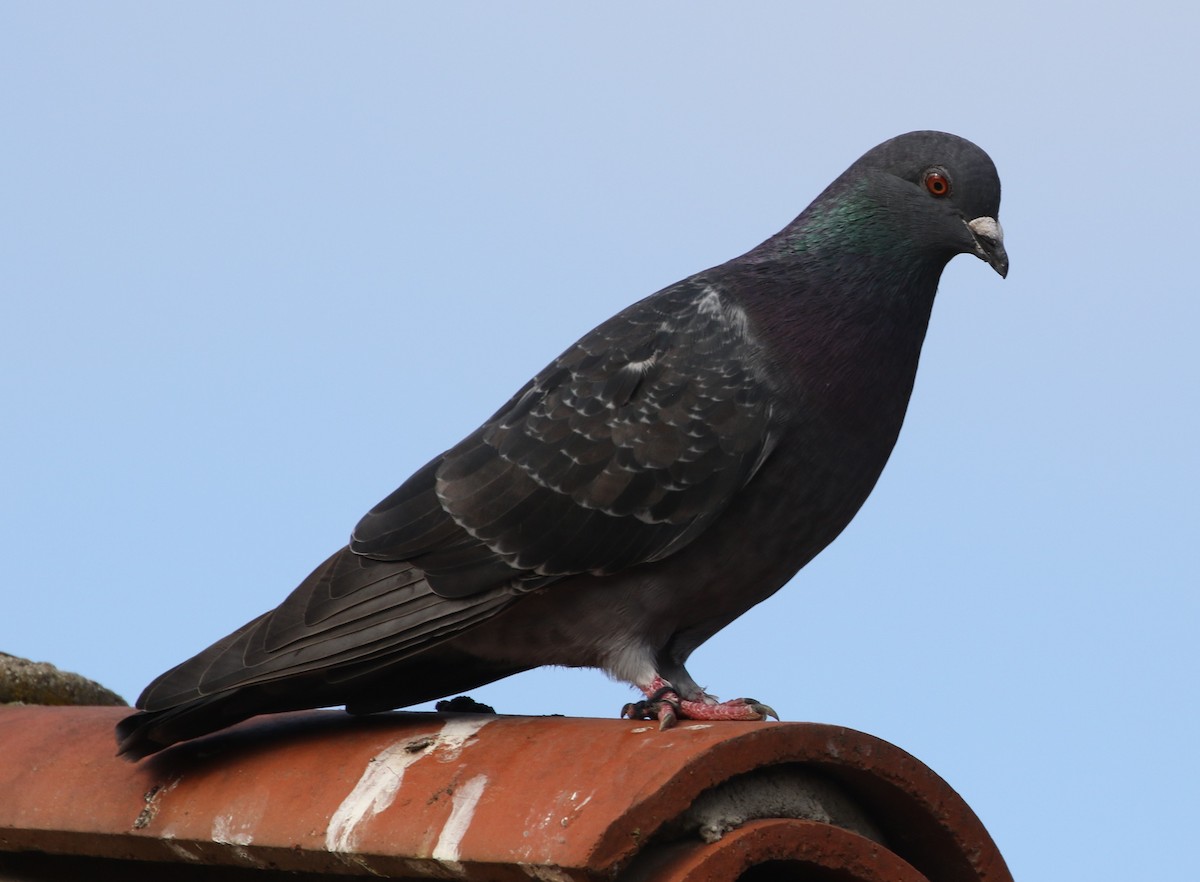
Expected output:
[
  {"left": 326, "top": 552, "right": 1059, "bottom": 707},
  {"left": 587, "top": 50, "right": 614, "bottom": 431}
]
[
  {"left": 137, "top": 548, "right": 516, "bottom": 710},
  {"left": 137, "top": 279, "right": 780, "bottom": 712},
  {"left": 352, "top": 279, "right": 780, "bottom": 597}
]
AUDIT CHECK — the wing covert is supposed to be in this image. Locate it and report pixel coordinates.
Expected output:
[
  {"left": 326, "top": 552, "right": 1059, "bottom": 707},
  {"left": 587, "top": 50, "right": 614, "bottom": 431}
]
[{"left": 357, "top": 280, "right": 781, "bottom": 596}]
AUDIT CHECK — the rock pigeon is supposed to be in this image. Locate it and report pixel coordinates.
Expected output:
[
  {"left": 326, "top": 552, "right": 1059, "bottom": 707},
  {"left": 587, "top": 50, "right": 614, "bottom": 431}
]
[{"left": 116, "top": 130, "right": 1007, "bottom": 759}]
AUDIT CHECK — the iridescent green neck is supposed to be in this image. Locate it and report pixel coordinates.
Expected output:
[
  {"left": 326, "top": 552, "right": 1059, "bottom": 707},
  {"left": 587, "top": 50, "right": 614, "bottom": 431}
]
[{"left": 794, "top": 179, "right": 911, "bottom": 256}]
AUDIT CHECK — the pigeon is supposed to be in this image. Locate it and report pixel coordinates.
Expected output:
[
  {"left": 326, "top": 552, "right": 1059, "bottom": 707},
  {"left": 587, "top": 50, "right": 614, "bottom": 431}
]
[{"left": 116, "top": 130, "right": 1007, "bottom": 759}]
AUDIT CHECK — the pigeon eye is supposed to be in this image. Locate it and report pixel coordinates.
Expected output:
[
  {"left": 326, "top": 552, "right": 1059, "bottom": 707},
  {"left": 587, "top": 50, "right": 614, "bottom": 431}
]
[{"left": 924, "top": 171, "right": 951, "bottom": 197}]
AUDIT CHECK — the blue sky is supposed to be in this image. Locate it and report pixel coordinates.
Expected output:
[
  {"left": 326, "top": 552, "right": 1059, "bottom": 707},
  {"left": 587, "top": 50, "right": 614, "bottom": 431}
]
[{"left": 2, "top": 5, "right": 1197, "bottom": 879}]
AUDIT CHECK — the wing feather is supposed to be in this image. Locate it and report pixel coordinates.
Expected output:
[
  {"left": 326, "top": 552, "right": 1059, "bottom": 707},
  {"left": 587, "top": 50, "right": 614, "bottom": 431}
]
[
  {"left": 139, "top": 547, "right": 517, "bottom": 709},
  {"left": 352, "top": 279, "right": 780, "bottom": 594}
]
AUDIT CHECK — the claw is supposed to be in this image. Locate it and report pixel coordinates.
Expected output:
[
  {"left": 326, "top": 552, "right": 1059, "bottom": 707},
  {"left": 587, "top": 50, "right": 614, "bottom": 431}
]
[
  {"left": 743, "top": 699, "right": 779, "bottom": 721},
  {"left": 621, "top": 678, "right": 779, "bottom": 727},
  {"left": 622, "top": 685, "right": 682, "bottom": 727},
  {"left": 656, "top": 698, "right": 679, "bottom": 730},
  {"left": 620, "top": 700, "right": 648, "bottom": 720}
]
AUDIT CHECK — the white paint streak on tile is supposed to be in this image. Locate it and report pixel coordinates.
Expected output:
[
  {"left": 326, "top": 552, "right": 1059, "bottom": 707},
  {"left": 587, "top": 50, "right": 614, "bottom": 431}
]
[
  {"left": 432, "top": 774, "right": 489, "bottom": 864},
  {"left": 325, "top": 741, "right": 426, "bottom": 854},
  {"left": 326, "top": 717, "right": 492, "bottom": 854},
  {"left": 435, "top": 718, "right": 492, "bottom": 762},
  {"left": 211, "top": 813, "right": 254, "bottom": 846},
  {"left": 161, "top": 839, "right": 201, "bottom": 862},
  {"left": 559, "top": 788, "right": 596, "bottom": 828},
  {"left": 211, "top": 813, "right": 262, "bottom": 865}
]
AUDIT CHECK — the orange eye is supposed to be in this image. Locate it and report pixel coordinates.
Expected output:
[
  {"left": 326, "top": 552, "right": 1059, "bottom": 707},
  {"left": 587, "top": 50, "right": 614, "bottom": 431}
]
[{"left": 924, "top": 171, "right": 951, "bottom": 197}]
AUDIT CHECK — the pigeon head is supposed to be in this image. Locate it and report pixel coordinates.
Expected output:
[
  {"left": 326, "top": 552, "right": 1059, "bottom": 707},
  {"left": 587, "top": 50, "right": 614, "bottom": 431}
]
[{"left": 827, "top": 130, "right": 1008, "bottom": 278}]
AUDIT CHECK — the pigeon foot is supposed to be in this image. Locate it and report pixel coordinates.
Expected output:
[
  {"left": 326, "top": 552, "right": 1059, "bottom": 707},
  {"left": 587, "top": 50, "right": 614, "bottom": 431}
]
[{"left": 621, "top": 676, "right": 778, "bottom": 730}]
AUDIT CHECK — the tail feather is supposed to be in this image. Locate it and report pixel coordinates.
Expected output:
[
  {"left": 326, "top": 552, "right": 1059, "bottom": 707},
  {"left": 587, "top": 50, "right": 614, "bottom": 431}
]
[{"left": 115, "top": 648, "right": 532, "bottom": 760}]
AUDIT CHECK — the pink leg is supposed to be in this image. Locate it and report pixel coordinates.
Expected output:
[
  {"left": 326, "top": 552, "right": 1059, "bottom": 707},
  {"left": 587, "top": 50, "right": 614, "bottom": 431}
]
[{"left": 621, "top": 676, "right": 778, "bottom": 730}]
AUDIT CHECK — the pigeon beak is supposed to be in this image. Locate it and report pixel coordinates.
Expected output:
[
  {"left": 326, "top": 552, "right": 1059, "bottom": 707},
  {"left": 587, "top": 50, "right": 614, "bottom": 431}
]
[{"left": 967, "top": 216, "right": 1008, "bottom": 278}]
